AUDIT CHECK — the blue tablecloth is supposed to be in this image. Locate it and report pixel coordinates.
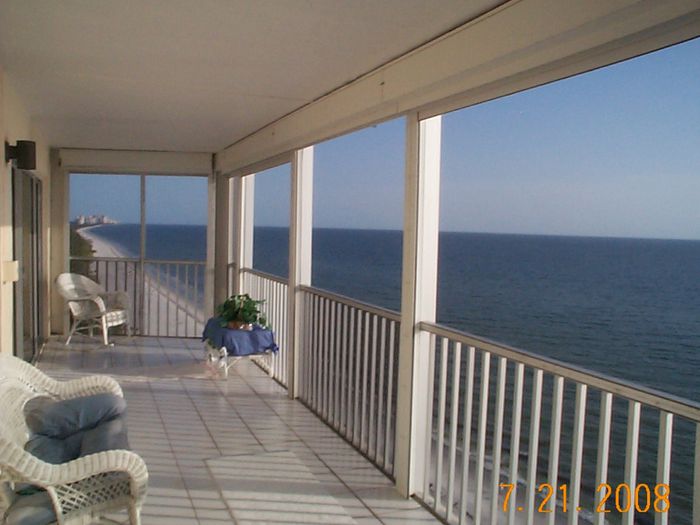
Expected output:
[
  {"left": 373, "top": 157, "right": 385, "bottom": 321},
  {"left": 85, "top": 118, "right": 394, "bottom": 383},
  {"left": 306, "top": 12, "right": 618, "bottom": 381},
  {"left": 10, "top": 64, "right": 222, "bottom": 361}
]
[{"left": 202, "top": 317, "right": 278, "bottom": 357}]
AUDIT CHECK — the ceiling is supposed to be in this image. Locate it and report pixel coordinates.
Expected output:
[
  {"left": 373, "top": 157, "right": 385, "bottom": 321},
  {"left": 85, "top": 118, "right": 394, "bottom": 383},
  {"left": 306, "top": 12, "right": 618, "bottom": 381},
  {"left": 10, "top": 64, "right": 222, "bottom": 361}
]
[{"left": 0, "top": 0, "right": 503, "bottom": 152}]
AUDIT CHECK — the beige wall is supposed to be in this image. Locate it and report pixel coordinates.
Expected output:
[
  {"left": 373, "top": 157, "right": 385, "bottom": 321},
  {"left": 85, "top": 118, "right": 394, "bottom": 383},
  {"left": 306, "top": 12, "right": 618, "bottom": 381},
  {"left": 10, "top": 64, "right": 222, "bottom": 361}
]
[{"left": 0, "top": 67, "right": 51, "bottom": 355}]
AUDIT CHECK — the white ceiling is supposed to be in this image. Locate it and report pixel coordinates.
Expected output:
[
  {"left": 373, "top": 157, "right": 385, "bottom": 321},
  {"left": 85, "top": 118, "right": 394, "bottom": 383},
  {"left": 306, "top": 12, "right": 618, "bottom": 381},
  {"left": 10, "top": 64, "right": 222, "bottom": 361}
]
[{"left": 0, "top": 0, "right": 503, "bottom": 152}]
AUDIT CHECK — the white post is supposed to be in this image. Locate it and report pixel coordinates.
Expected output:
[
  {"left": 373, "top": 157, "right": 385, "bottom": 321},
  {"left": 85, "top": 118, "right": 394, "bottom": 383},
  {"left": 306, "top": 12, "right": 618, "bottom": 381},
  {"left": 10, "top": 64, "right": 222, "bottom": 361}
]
[
  {"left": 288, "top": 147, "right": 314, "bottom": 399},
  {"left": 48, "top": 151, "right": 70, "bottom": 336},
  {"left": 230, "top": 174, "right": 255, "bottom": 295},
  {"left": 205, "top": 169, "right": 217, "bottom": 315},
  {"left": 395, "top": 113, "right": 442, "bottom": 497},
  {"left": 213, "top": 170, "right": 230, "bottom": 307}
]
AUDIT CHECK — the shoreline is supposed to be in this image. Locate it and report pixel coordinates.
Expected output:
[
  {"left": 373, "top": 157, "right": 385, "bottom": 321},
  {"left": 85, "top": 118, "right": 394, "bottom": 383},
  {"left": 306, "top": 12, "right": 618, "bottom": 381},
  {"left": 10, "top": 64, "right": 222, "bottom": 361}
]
[{"left": 76, "top": 226, "right": 206, "bottom": 337}]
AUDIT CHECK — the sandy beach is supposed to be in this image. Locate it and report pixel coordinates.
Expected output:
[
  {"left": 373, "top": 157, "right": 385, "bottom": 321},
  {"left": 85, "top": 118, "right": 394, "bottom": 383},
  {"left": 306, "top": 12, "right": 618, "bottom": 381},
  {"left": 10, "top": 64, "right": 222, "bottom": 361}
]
[{"left": 77, "top": 226, "right": 206, "bottom": 337}]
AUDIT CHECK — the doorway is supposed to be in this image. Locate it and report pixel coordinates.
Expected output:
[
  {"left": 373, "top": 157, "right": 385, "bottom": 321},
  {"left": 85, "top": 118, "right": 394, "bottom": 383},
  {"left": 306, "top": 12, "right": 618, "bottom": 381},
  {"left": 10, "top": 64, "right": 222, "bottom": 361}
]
[{"left": 12, "top": 168, "right": 43, "bottom": 361}]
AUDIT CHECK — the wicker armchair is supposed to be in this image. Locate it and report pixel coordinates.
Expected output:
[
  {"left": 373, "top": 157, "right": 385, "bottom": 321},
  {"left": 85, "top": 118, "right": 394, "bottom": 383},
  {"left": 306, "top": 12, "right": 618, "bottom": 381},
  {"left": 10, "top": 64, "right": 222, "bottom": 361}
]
[
  {"left": 55, "top": 273, "right": 131, "bottom": 346},
  {"left": 0, "top": 355, "right": 147, "bottom": 525}
]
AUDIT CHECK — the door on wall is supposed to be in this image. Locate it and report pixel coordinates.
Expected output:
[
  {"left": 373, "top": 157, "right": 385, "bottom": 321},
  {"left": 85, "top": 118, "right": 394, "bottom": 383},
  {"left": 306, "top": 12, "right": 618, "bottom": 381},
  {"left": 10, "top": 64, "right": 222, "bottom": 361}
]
[{"left": 12, "top": 168, "right": 43, "bottom": 362}]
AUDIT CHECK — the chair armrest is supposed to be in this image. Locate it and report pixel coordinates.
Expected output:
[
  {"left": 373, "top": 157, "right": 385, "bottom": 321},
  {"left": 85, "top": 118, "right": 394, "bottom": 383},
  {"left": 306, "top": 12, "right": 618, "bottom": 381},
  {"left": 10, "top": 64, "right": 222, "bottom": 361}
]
[
  {"left": 68, "top": 295, "right": 107, "bottom": 316},
  {"left": 49, "top": 450, "right": 148, "bottom": 489},
  {"left": 3, "top": 445, "right": 147, "bottom": 497},
  {"left": 54, "top": 375, "right": 124, "bottom": 399}
]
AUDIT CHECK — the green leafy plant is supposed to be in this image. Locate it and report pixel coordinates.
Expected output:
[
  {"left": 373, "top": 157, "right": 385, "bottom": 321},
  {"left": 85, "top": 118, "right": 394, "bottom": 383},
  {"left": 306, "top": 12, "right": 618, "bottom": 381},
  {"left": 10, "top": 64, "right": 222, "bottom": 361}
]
[{"left": 216, "top": 293, "right": 268, "bottom": 329}]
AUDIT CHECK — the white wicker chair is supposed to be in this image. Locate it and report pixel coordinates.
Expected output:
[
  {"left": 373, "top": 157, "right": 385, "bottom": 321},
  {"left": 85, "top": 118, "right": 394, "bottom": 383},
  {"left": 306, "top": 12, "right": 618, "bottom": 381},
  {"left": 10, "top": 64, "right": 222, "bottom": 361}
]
[
  {"left": 55, "top": 273, "right": 131, "bottom": 346},
  {"left": 0, "top": 354, "right": 147, "bottom": 525}
]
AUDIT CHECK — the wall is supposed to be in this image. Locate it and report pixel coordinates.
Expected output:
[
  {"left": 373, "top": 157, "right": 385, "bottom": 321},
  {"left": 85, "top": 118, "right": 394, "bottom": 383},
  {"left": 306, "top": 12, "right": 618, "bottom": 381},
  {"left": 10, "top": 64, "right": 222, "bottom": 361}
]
[{"left": 0, "top": 67, "right": 51, "bottom": 355}]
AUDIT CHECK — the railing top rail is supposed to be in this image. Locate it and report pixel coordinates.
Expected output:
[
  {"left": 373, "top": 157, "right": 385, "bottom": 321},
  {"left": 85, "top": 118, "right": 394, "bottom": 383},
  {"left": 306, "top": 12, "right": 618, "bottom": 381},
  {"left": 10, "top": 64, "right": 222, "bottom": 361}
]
[
  {"left": 300, "top": 285, "right": 401, "bottom": 323},
  {"left": 70, "top": 256, "right": 205, "bottom": 265},
  {"left": 70, "top": 256, "right": 140, "bottom": 263},
  {"left": 420, "top": 320, "right": 700, "bottom": 423},
  {"left": 144, "top": 259, "right": 206, "bottom": 265},
  {"left": 240, "top": 267, "right": 288, "bottom": 286}
]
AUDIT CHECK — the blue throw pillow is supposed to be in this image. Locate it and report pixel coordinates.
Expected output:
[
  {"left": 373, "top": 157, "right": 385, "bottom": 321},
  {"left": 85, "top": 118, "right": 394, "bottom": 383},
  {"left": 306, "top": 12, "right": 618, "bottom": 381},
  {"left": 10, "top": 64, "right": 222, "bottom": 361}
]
[{"left": 24, "top": 393, "right": 126, "bottom": 439}]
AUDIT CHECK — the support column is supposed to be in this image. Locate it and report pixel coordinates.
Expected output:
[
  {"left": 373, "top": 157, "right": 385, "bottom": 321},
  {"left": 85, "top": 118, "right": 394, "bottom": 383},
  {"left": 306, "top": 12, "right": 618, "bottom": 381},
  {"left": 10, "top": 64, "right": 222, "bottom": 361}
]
[
  {"left": 205, "top": 169, "right": 217, "bottom": 315},
  {"left": 287, "top": 147, "right": 314, "bottom": 399},
  {"left": 395, "top": 113, "right": 442, "bottom": 497},
  {"left": 48, "top": 150, "right": 70, "bottom": 335},
  {"left": 230, "top": 174, "right": 254, "bottom": 295},
  {"left": 213, "top": 170, "right": 230, "bottom": 306}
]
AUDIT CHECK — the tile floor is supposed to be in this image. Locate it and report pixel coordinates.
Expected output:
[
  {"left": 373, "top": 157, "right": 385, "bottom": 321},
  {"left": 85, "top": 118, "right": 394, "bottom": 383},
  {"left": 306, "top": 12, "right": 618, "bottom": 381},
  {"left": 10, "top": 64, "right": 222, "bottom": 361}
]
[{"left": 37, "top": 336, "right": 440, "bottom": 524}]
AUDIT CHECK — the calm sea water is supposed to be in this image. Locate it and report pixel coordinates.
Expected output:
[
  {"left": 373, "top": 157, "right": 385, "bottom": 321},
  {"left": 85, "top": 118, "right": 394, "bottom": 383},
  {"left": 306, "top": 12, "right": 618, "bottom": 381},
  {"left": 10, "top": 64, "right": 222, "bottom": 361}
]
[
  {"left": 88, "top": 224, "right": 700, "bottom": 523},
  {"left": 88, "top": 223, "right": 700, "bottom": 397}
]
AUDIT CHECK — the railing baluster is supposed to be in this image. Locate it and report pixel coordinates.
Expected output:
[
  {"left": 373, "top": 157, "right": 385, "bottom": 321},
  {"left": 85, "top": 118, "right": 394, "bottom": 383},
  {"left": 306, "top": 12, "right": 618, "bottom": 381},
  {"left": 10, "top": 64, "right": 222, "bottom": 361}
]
[
  {"left": 507, "top": 362, "right": 525, "bottom": 525},
  {"left": 435, "top": 338, "right": 449, "bottom": 515},
  {"left": 593, "top": 392, "right": 612, "bottom": 525},
  {"left": 316, "top": 295, "right": 323, "bottom": 411},
  {"left": 548, "top": 376, "right": 566, "bottom": 525},
  {"left": 694, "top": 423, "right": 700, "bottom": 525},
  {"left": 655, "top": 411, "right": 672, "bottom": 525},
  {"left": 340, "top": 304, "right": 348, "bottom": 434},
  {"left": 361, "top": 311, "right": 370, "bottom": 453},
  {"left": 446, "top": 341, "right": 462, "bottom": 522},
  {"left": 423, "top": 333, "right": 437, "bottom": 503},
  {"left": 489, "top": 356, "right": 507, "bottom": 525},
  {"left": 330, "top": 300, "right": 338, "bottom": 427},
  {"left": 525, "top": 369, "right": 543, "bottom": 525},
  {"left": 473, "top": 350, "right": 491, "bottom": 525},
  {"left": 175, "top": 264, "right": 181, "bottom": 337},
  {"left": 311, "top": 295, "right": 321, "bottom": 412},
  {"left": 384, "top": 320, "right": 396, "bottom": 472},
  {"left": 622, "top": 401, "right": 641, "bottom": 525},
  {"left": 568, "top": 384, "right": 588, "bottom": 525},
  {"left": 353, "top": 307, "right": 362, "bottom": 447},
  {"left": 194, "top": 264, "right": 200, "bottom": 334},
  {"left": 156, "top": 263, "right": 162, "bottom": 336},
  {"left": 376, "top": 317, "right": 387, "bottom": 467},
  {"left": 324, "top": 298, "right": 331, "bottom": 419},
  {"left": 369, "top": 314, "right": 378, "bottom": 459},
  {"left": 350, "top": 306, "right": 359, "bottom": 442},
  {"left": 184, "top": 264, "right": 190, "bottom": 337},
  {"left": 459, "top": 344, "right": 476, "bottom": 525}
]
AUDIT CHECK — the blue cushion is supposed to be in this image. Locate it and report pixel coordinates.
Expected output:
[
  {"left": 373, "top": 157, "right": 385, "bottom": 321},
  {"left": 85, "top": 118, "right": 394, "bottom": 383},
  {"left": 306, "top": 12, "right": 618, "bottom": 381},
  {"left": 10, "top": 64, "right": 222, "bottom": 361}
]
[
  {"left": 3, "top": 491, "right": 55, "bottom": 525},
  {"left": 80, "top": 416, "right": 129, "bottom": 456},
  {"left": 25, "top": 393, "right": 126, "bottom": 439},
  {"left": 24, "top": 432, "right": 82, "bottom": 464}
]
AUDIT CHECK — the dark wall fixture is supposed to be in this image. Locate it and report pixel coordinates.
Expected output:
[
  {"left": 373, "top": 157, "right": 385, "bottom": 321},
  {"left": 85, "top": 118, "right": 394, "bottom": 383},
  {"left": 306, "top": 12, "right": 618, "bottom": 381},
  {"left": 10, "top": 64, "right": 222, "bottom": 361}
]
[{"left": 5, "top": 140, "right": 36, "bottom": 170}]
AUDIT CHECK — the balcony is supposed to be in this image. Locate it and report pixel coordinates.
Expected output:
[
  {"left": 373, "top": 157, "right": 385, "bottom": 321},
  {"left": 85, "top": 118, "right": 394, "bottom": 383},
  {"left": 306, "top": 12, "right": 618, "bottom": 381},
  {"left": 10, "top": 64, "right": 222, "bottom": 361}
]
[
  {"left": 3, "top": 3, "right": 700, "bottom": 525},
  {"left": 37, "top": 335, "right": 439, "bottom": 525}
]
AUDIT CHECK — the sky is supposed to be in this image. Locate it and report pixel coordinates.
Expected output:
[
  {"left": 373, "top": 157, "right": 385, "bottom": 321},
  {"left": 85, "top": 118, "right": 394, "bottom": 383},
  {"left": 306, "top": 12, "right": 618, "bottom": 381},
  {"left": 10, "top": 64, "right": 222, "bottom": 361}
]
[
  {"left": 70, "top": 174, "right": 207, "bottom": 225},
  {"left": 72, "top": 37, "right": 700, "bottom": 240}
]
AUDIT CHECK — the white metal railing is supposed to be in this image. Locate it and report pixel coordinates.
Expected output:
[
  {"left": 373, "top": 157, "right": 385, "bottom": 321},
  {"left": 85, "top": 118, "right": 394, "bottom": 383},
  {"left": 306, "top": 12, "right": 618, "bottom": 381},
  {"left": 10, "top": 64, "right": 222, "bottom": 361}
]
[
  {"left": 299, "top": 285, "right": 400, "bottom": 478},
  {"left": 417, "top": 321, "right": 700, "bottom": 525},
  {"left": 70, "top": 256, "right": 206, "bottom": 337},
  {"left": 240, "top": 268, "right": 289, "bottom": 387}
]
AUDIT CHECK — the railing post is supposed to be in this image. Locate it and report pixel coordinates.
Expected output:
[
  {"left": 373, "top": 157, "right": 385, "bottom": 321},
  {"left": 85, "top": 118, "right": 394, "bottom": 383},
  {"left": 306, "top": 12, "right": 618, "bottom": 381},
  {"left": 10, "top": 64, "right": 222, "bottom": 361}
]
[
  {"left": 288, "top": 147, "right": 313, "bottom": 399},
  {"left": 395, "top": 113, "right": 442, "bottom": 497},
  {"left": 204, "top": 168, "right": 217, "bottom": 316},
  {"left": 230, "top": 174, "right": 255, "bottom": 295},
  {"left": 213, "top": 170, "right": 230, "bottom": 307}
]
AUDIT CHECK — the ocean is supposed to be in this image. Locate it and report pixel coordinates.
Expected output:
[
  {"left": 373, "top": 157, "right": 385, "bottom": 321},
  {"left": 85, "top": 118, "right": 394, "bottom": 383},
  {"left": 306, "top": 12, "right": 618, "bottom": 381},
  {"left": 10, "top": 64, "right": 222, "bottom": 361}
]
[{"left": 86, "top": 223, "right": 700, "bottom": 523}]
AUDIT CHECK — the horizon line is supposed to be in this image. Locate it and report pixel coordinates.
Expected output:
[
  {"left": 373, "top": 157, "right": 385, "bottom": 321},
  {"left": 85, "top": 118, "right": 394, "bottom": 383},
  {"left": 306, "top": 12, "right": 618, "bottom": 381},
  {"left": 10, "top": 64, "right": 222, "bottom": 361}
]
[{"left": 85, "top": 222, "right": 700, "bottom": 242}]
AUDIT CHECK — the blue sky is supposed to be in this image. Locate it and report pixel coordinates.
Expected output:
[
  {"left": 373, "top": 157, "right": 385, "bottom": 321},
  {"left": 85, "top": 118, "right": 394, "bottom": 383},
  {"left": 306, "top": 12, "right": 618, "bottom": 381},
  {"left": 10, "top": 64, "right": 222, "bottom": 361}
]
[
  {"left": 70, "top": 174, "right": 207, "bottom": 225},
  {"left": 73, "top": 37, "right": 700, "bottom": 240}
]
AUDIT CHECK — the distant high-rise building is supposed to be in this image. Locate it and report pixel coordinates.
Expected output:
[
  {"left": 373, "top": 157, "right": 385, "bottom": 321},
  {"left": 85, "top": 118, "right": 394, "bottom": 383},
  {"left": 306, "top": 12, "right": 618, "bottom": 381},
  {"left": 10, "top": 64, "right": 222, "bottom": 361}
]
[{"left": 73, "top": 214, "right": 118, "bottom": 226}]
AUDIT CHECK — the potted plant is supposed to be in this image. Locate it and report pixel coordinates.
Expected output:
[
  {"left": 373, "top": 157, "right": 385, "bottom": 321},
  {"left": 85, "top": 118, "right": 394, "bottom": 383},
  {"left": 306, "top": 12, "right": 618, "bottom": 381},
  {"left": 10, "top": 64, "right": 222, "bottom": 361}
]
[{"left": 216, "top": 293, "right": 268, "bottom": 330}]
